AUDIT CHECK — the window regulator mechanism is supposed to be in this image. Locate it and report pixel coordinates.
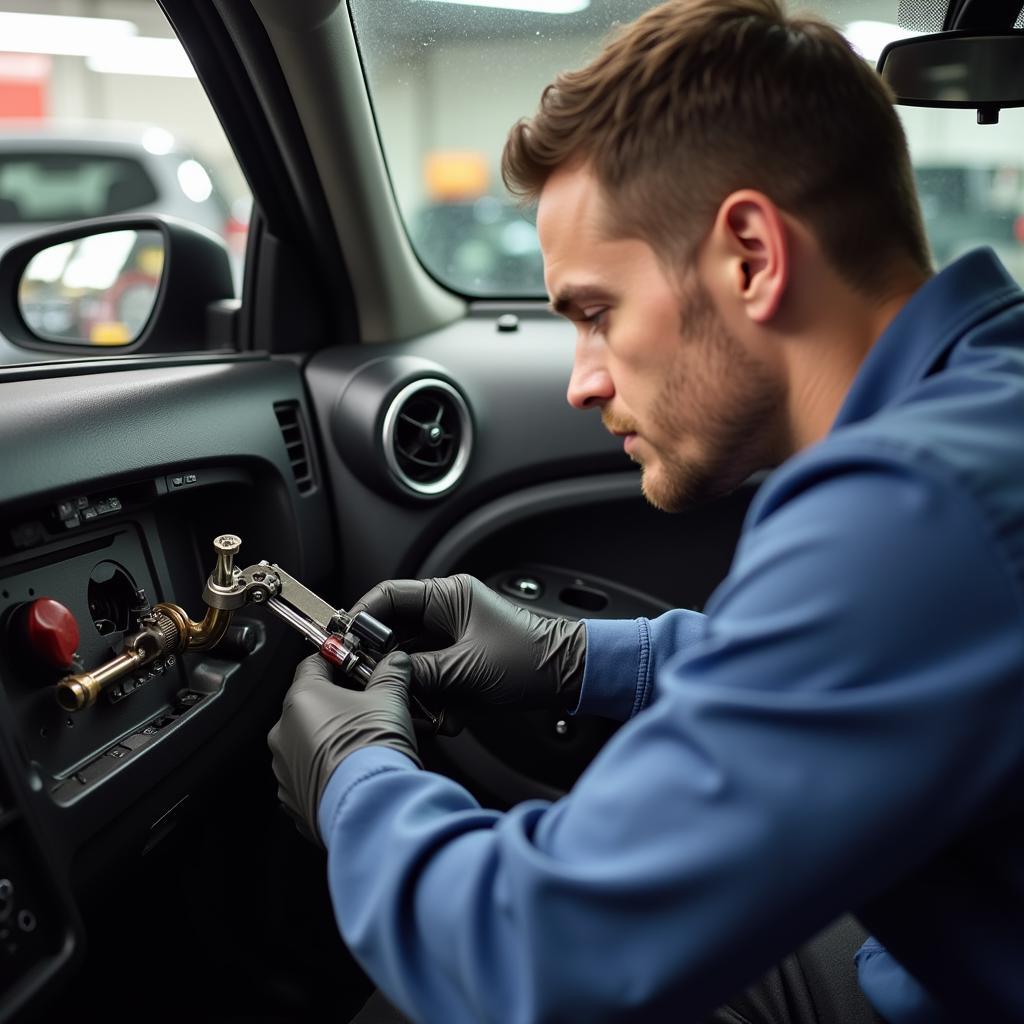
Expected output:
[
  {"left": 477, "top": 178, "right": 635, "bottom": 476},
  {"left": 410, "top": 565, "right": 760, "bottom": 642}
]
[{"left": 56, "top": 535, "right": 458, "bottom": 735}]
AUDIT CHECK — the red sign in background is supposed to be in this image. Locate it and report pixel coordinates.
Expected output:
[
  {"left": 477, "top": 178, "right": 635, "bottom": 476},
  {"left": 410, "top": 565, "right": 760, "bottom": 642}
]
[{"left": 0, "top": 53, "right": 49, "bottom": 118}]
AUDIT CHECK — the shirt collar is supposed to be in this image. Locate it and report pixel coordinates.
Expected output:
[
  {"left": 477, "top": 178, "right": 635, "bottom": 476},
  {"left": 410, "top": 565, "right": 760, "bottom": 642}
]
[{"left": 831, "top": 248, "right": 1023, "bottom": 432}]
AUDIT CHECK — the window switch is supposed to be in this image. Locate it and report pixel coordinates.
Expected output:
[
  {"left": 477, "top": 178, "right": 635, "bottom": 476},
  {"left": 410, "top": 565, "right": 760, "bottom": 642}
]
[{"left": 120, "top": 733, "right": 153, "bottom": 751}]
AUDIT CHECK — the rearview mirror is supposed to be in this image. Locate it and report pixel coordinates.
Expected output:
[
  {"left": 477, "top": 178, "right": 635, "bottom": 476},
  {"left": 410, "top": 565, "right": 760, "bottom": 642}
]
[{"left": 878, "top": 32, "right": 1024, "bottom": 123}]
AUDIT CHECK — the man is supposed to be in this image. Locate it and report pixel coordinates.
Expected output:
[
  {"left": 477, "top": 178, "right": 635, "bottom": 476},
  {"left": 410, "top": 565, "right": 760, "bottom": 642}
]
[{"left": 268, "top": 1, "right": 1024, "bottom": 1021}]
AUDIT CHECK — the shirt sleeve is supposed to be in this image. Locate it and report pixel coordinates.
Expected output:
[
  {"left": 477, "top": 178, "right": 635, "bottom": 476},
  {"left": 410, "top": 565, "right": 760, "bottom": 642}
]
[
  {"left": 318, "top": 455, "right": 1024, "bottom": 1024},
  {"left": 855, "top": 936, "right": 955, "bottom": 1024},
  {"left": 576, "top": 609, "right": 709, "bottom": 720}
]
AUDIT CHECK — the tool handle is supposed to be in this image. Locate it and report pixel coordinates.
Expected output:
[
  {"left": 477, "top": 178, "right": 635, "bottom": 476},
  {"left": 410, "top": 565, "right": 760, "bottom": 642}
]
[
  {"left": 318, "top": 634, "right": 359, "bottom": 672},
  {"left": 318, "top": 636, "right": 462, "bottom": 737}
]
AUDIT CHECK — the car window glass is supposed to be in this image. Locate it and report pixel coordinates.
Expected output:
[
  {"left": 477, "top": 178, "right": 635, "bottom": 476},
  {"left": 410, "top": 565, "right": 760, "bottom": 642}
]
[
  {"left": 0, "top": 2, "right": 250, "bottom": 366},
  {"left": 350, "top": 0, "right": 1024, "bottom": 296},
  {"left": 0, "top": 153, "right": 160, "bottom": 222}
]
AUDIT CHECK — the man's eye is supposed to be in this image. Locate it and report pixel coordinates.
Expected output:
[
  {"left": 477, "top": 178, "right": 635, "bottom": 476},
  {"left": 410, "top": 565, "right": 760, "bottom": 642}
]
[{"left": 581, "top": 308, "right": 608, "bottom": 329}]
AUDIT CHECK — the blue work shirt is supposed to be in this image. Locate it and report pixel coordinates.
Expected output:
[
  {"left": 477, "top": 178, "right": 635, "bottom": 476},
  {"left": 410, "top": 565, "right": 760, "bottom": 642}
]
[{"left": 319, "top": 249, "right": 1024, "bottom": 1023}]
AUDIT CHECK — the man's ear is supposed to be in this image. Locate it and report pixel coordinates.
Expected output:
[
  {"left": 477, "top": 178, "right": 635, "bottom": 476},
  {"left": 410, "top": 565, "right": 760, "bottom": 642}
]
[{"left": 710, "top": 190, "right": 789, "bottom": 323}]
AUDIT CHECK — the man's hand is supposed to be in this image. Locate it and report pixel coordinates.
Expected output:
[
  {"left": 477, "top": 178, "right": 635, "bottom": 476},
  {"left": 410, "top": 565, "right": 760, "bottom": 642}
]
[
  {"left": 350, "top": 574, "right": 586, "bottom": 711},
  {"left": 268, "top": 650, "right": 421, "bottom": 844}
]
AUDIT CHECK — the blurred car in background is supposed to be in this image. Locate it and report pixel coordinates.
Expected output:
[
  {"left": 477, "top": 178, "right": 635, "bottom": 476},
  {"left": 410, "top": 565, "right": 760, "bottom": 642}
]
[
  {"left": 914, "top": 162, "right": 1024, "bottom": 278},
  {"left": 409, "top": 195, "right": 545, "bottom": 296},
  {"left": 0, "top": 121, "right": 248, "bottom": 294},
  {"left": 410, "top": 164, "right": 1024, "bottom": 297}
]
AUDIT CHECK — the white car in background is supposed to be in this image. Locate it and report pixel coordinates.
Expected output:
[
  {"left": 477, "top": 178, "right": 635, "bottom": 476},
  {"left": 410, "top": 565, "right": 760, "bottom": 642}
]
[{"left": 0, "top": 121, "right": 248, "bottom": 294}]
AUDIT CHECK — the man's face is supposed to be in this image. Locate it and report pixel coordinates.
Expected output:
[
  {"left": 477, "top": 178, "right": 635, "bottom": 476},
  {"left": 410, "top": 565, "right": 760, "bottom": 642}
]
[{"left": 537, "top": 164, "right": 786, "bottom": 511}]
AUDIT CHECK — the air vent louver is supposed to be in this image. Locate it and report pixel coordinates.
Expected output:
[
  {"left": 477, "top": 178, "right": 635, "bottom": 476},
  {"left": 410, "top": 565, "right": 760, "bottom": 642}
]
[
  {"left": 274, "top": 401, "right": 316, "bottom": 496},
  {"left": 383, "top": 379, "right": 472, "bottom": 497}
]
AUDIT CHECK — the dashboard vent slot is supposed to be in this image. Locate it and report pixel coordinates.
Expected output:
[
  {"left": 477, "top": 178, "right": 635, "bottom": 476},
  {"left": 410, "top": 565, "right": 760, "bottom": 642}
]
[
  {"left": 274, "top": 401, "right": 316, "bottom": 495},
  {"left": 383, "top": 379, "right": 472, "bottom": 497}
]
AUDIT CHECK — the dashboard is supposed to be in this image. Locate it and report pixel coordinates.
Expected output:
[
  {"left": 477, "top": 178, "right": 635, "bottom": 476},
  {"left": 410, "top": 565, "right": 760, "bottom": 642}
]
[
  {"left": 0, "top": 324, "right": 751, "bottom": 1021},
  {"left": 0, "top": 354, "right": 330, "bottom": 1019}
]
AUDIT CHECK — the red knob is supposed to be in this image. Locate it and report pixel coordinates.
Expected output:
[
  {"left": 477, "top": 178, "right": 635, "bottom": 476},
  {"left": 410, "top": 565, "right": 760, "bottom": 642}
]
[{"left": 25, "top": 598, "right": 80, "bottom": 670}]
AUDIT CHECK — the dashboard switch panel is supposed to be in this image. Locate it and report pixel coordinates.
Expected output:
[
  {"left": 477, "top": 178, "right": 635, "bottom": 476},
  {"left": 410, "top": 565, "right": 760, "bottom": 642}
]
[{"left": 0, "top": 525, "right": 178, "bottom": 783}]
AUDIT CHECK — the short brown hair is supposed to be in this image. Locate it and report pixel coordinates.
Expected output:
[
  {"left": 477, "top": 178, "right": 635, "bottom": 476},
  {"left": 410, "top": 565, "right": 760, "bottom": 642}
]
[{"left": 502, "top": 0, "right": 930, "bottom": 295}]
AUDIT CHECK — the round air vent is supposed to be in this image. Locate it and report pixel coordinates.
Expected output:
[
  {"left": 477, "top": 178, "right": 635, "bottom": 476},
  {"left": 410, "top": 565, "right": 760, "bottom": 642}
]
[{"left": 382, "top": 379, "right": 472, "bottom": 497}]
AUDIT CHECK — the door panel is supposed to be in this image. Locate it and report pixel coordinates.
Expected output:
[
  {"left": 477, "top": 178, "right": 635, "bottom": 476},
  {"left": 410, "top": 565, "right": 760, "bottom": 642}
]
[{"left": 305, "top": 317, "right": 756, "bottom": 804}]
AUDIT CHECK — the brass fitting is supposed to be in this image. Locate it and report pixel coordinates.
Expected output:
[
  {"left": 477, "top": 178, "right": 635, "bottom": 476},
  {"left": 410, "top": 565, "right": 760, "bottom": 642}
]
[
  {"left": 164, "top": 534, "right": 240, "bottom": 651},
  {"left": 55, "top": 650, "right": 146, "bottom": 712},
  {"left": 151, "top": 601, "right": 232, "bottom": 653},
  {"left": 55, "top": 535, "right": 243, "bottom": 711},
  {"left": 211, "top": 534, "right": 241, "bottom": 588}
]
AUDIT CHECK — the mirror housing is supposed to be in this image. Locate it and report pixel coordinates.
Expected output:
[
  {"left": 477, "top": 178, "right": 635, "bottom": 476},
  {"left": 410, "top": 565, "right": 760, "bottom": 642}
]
[
  {"left": 0, "top": 214, "right": 236, "bottom": 356},
  {"left": 878, "top": 31, "right": 1024, "bottom": 124}
]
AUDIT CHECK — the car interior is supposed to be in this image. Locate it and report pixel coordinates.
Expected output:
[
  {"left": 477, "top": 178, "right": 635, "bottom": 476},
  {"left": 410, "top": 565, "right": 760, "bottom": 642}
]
[{"left": 0, "top": 0, "right": 1020, "bottom": 1021}]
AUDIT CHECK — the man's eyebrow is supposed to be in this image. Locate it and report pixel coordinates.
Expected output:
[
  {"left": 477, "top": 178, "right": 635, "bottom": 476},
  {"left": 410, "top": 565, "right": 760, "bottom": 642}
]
[{"left": 549, "top": 285, "right": 615, "bottom": 317}]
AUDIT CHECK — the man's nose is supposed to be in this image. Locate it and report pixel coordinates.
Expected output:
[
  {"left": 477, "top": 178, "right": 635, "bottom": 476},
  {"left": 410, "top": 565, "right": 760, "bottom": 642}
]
[{"left": 566, "top": 339, "right": 614, "bottom": 409}]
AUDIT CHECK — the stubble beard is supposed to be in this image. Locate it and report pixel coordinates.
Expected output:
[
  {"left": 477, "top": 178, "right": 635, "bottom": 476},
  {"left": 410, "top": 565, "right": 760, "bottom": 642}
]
[{"left": 639, "top": 280, "right": 786, "bottom": 513}]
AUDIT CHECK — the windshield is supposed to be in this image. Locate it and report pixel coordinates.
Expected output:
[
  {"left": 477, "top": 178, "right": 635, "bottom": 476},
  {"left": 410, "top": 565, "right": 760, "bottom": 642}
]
[{"left": 349, "top": 0, "right": 1024, "bottom": 296}]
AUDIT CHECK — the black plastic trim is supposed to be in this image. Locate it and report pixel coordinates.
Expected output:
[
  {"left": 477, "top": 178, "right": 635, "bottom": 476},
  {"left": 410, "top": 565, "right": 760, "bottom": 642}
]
[
  {"left": 0, "top": 351, "right": 268, "bottom": 385},
  {"left": 418, "top": 474, "right": 642, "bottom": 577},
  {"left": 945, "top": 0, "right": 1021, "bottom": 31},
  {"left": 159, "top": 0, "right": 359, "bottom": 349}
]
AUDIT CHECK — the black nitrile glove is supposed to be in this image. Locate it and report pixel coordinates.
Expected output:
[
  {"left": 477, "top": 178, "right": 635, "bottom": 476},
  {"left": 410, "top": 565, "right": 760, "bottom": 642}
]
[
  {"left": 350, "top": 574, "right": 587, "bottom": 712},
  {"left": 268, "top": 650, "right": 421, "bottom": 844}
]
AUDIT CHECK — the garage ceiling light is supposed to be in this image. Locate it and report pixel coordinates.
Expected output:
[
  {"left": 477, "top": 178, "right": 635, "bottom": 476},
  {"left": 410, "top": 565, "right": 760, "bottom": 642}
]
[
  {"left": 62, "top": 231, "right": 137, "bottom": 291},
  {"left": 412, "top": 0, "right": 590, "bottom": 13},
  {"left": 86, "top": 37, "right": 197, "bottom": 79},
  {"left": 0, "top": 12, "right": 137, "bottom": 57},
  {"left": 845, "top": 20, "right": 919, "bottom": 64}
]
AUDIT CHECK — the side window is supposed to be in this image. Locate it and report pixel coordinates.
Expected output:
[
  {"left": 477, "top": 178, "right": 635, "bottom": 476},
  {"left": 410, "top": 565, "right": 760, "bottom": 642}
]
[
  {"left": 906, "top": 145, "right": 1024, "bottom": 281},
  {"left": 0, "top": 4, "right": 250, "bottom": 364}
]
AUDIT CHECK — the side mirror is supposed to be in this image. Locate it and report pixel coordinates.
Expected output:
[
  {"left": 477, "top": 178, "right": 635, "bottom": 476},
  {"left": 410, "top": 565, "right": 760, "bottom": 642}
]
[
  {"left": 0, "top": 214, "right": 236, "bottom": 355},
  {"left": 878, "top": 32, "right": 1024, "bottom": 124}
]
